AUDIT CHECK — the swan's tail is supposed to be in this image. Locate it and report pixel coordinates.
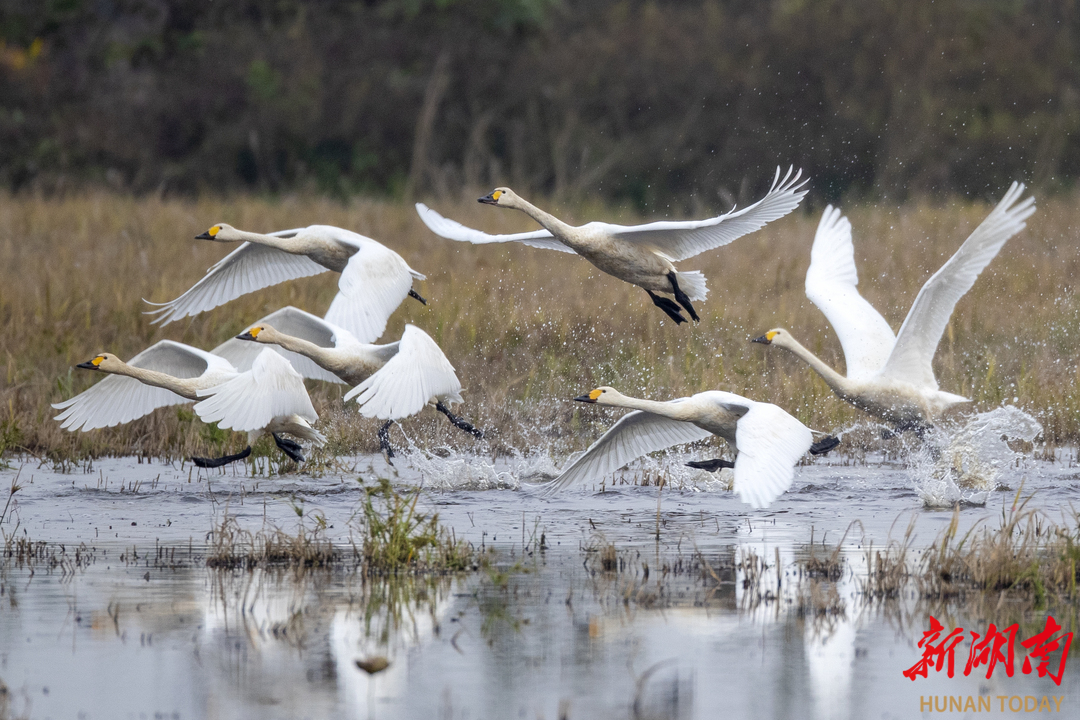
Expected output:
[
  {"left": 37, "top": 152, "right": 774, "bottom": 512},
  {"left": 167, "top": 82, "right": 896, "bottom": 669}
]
[{"left": 675, "top": 271, "right": 709, "bottom": 302}]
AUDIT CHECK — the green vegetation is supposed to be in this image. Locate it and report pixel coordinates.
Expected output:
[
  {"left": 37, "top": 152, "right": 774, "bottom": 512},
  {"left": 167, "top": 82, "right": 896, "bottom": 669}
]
[{"left": 0, "top": 2, "right": 1076, "bottom": 202}]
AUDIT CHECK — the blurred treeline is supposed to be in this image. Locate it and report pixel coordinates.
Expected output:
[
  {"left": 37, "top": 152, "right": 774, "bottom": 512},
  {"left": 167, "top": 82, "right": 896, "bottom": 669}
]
[{"left": 1, "top": 0, "right": 1077, "bottom": 207}]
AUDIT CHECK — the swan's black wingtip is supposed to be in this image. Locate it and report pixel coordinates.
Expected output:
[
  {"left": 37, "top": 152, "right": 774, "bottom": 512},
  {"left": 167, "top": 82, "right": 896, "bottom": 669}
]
[{"left": 809, "top": 436, "right": 840, "bottom": 456}]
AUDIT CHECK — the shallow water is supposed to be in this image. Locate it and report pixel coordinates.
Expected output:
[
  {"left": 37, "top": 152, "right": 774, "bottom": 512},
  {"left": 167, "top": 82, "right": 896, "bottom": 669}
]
[{"left": 2, "top": 448, "right": 1079, "bottom": 719}]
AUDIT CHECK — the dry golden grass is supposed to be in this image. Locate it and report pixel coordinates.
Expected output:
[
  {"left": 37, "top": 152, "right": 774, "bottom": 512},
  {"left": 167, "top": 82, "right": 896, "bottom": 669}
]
[{"left": 1, "top": 187, "right": 1078, "bottom": 463}]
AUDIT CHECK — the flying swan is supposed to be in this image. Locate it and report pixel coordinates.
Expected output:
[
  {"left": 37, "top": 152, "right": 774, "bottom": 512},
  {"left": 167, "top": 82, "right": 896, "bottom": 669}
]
[
  {"left": 537, "top": 387, "right": 838, "bottom": 508},
  {"left": 752, "top": 182, "right": 1035, "bottom": 430},
  {"left": 415, "top": 167, "right": 808, "bottom": 324},
  {"left": 144, "top": 224, "right": 426, "bottom": 343},
  {"left": 53, "top": 341, "right": 324, "bottom": 466},
  {"left": 211, "top": 306, "right": 482, "bottom": 460}
]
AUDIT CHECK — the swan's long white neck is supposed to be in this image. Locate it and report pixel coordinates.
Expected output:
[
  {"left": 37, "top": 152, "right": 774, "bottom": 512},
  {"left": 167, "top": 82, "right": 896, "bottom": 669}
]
[
  {"left": 774, "top": 335, "right": 855, "bottom": 398},
  {"left": 260, "top": 329, "right": 385, "bottom": 386},
  {"left": 109, "top": 363, "right": 201, "bottom": 401},
  {"left": 231, "top": 229, "right": 304, "bottom": 252},
  {"left": 506, "top": 196, "right": 576, "bottom": 239},
  {"left": 600, "top": 392, "right": 693, "bottom": 421}
]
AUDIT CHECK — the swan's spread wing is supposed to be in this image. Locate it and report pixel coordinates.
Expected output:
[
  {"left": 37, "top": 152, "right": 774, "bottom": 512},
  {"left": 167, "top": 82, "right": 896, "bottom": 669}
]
[
  {"left": 733, "top": 403, "right": 812, "bottom": 508},
  {"left": 343, "top": 325, "right": 462, "bottom": 420},
  {"left": 194, "top": 349, "right": 317, "bottom": 432},
  {"left": 210, "top": 306, "right": 348, "bottom": 384},
  {"left": 881, "top": 182, "right": 1035, "bottom": 389},
  {"left": 323, "top": 241, "right": 415, "bottom": 343},
  {"left": 415, "top": 203, "right": 575, "bottom": 253},
  {"left": 145, "top": 241, "right": 329, "bottom": 325},
  {"left": 52, "top": 340, "right": 220, "bottom": 431},
  {"left": 804, "top": 206, "right": 896, "bottom": 380},
  {"left": 540, "top": 408, "right": 713, "bottom": 494},
  {"left": 597, "top": 167, "right": 808, "bottom": 261}
]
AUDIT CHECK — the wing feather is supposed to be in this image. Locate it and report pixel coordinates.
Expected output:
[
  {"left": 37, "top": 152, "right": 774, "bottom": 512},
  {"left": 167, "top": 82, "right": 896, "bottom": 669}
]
[
  {"left": 211, "top": 306, "right": 348, "bottom": 384},
  {"left": 343, "top": 325, "right": 462, "bottom": 419},
  {"left": 804, "top": 206, "right": 896, "bottom": 380},
  {"left": 144, "top": 242, "right": 328, "bottom": 325},
  {"left": 415, "top": 203, "right": 575, "bottom": 253},
  {"left": 881, "top": 183, "right": 1035, "bottom": 388},
  {"left": 194, "top": 349, "right": 317, "bottom": 432},
  {"left": 599, "top": 166, "right": 808, "bottom": 261},
  {"left": 540, "top": 408, "right": 713, "bottom": 494},
  {"left": 732, "top": 403, "right": 812, "bottom": 509},
  {"left": 323, "top": 241, "right": 416, "bottom": 343}
]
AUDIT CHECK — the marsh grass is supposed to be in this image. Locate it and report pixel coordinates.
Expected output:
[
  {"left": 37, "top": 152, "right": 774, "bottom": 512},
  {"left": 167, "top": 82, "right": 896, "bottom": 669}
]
[
  {"left": 1, "top": 189, "right": 1078, "bottom": 465},
  {"left": 354, "top": 478, "right": 473, "bottom": 573},
  {"left": 206, "top": 512, "right": 343, "bottom": 570}
]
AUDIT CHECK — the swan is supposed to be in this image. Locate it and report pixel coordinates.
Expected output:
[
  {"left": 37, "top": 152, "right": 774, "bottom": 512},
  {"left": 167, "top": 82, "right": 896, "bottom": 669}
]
[
  {"left": 538, "top": 386, "right": 838, "bottom": 508},
  {"left": 144, "top": 224, "right": 426, "bottom": 343},
  {"left": 192, "top": 348, "right": 326, "bottom": 466},
  {"left": 416, "top": 167, "right": 807, "bottom": 324},
  {"left": 752, "top": 182, "right": 1035, "bottom": 430},
  {"left": 52, "top": 341, "right": 323, "bottom": 466},
  {"left": 211, "top": 306, "right": 482, "bottom": 460}
]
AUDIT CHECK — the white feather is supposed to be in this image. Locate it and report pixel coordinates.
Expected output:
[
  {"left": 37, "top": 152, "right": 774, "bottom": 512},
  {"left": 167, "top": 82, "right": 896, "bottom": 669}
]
[{"left": 194, "top": 349, "right": 317, "bottom": 433}]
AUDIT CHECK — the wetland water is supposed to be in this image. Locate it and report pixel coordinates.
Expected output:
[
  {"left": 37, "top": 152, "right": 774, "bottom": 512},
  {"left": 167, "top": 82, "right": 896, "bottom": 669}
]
[{"left": 1, "top": 449, "right": 1079, "bottom": 719}]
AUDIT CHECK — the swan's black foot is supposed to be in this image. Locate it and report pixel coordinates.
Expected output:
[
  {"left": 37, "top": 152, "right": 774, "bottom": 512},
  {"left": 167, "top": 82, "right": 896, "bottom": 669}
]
[
  {"left": 809, "top": 436, "right": 841, "bottom": 455},
  {"left": 192, "top": 446, "right": 252, "bottom": 468},
  {"left": 409, "top": 288, "right": 427, "bottom": 305},
  {"left": 687, "top": 458, "right": 735, "bottom": 472},
  {"left": 378, "top": 420, "right": 395, "bottom": 466},
  {"left": 273, "top": 434, "right": 306, "bottom": 463},
  {"left": 435, "top": 401, "right": 484, "bottom": 439},
  {"left": 647, "top": 290, "right": 687, "bottom": 325},
  {"left": 667, "top": 271, "right": 700, "bottom": 322}
]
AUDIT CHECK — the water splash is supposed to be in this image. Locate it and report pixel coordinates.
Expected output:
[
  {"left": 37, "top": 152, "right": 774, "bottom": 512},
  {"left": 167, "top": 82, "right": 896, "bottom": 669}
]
[{"left": 911, "top": 405, "right": 1043, "bottom": 508}]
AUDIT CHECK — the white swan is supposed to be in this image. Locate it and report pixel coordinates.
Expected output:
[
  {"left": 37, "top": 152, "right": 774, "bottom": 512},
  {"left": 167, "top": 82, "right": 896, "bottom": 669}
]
[
  {"left": 416, "top": 167, "right": 807, "bottom": 324},
  {"left": 144, "top": 224, "right": 426, "bottom": 343},
  {"left": 540, "top": 386, "right": 837, "bottom": 508},
  {"left": 52, "top": 342, "right": 323, "bottom": 466},
  {"left": 753, "top": 182, "right": 1036, "bottom": 430},
  {"left": 192, "top": 348, "right": 326, "bottom": 466},
  {"left": 211, "top": 307, "right": 482, "bottom": 459}
]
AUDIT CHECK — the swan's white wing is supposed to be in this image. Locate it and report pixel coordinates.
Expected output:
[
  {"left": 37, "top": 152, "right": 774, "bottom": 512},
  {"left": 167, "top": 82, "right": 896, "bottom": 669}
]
[
  {"left": 415, "top": 203, "right": 575, "bottom": 253},
  {"left": 323, "top": 240, "right": 417, "bottom": 343},
  {"left": 343, "top": 325, "right": 462, "bottom": 420},
  {"left": 211, "top": 306, "right": 349, "bottom": 384},
  {"left": 194, "top": 349, "right": 317, "bottom": 432},
  {"left": 52, "top": 340, "right": 222, "bottom": 431},
  {"left": 880, "top": 182, "right": 1035, "bottom": 389},
  {"left": 145, "top": 237, "right": 329, "bottom": 325},
  {"left": 733, "top": 402, "right": 812, "bottom": 509},
  {"left": 540, "top": 406, "right": 713, "bottom": 494},
  {"left": 804, "top": 206, "right": 896, "bottom": 380},
  {"left": 594, "top": 167, "right": 808, "bottom": 261}
]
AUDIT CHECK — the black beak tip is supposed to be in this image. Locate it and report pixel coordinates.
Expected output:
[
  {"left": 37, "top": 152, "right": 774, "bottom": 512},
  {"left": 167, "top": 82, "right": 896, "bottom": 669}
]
[
  {"left": 751, "top": 334, "right": 770, "bottom": 345},
  {"left": 236, "top": 332, "right": 255, "bottom": 341},
  {"left": 195, "top": 232, "right": 213, "bottom": 240},
  {"left": 76, "top": 361, "right": 96, "bottom": 370},
  {"left": 574, "top": 394, "right": 596, "bottom": 403},
  {"left": 478, "top": 195, "right": 497, "bottom": 205}
]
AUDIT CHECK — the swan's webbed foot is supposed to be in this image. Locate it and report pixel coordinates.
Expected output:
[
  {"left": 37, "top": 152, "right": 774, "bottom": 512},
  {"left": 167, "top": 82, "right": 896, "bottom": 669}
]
[
  {"left": 192, "top": 446, "right": 252, "bottom": 468},
  {"left": 408, "top": 288, "right": 428, "bottom": 305},
  {"left": 809, "top": 436, "right": 841, "bottom": 455},
  {"left": 686, "top": 458, "right": 735, "bottom": 472},
  {"left": 273, "top": 433, "right": 306, "bottom": 463},
  {"left": 435, "top": 401, "right": 484, "bottom": 439},
  {"left": 667, "top": 271, "right": 700, "bottom": 322},
  {"left": 377, "top": 420, "right": 396, "bottom": 465},
  {"left": 647, "top": 290, "right": 687, "bottom": 324}
]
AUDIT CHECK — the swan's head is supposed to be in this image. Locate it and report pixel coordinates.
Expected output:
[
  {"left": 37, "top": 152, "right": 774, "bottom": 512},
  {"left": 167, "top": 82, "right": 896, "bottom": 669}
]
[
  {"left": 751, "top": 329, "right": 791, "bottom": 348},
  {"left": 236, "top": 324, "right": 277, "bottom": 343},
  {"left": 196, "top": 223, "right": 239, "bottom": 242},
  {"left": 478, "top": 187, "right": 516, "bottom": 207},
  {"left": 574, "top": 386, "right": 621, "bottom": 405},
  {"left": 76, "top": 353, "right": 121, "bottom": 373}
]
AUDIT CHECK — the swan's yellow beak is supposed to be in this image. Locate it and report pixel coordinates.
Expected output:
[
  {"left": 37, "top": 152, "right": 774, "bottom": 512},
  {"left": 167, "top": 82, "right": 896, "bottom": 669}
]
[
  {"left": 196, "top": 225, "right": 221, "bottom": 240},
  {"left": 479, "top": 190, "right": 501, "bottom": 205},
  {"left": 77, "top": 355, "right": 105, "bottom": 370},
  {"left": 237, "top": 327, "right": 261, "bottom": 341},
  {"left": 575, "top": 388, "right": 602, "bottom": 403}
]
